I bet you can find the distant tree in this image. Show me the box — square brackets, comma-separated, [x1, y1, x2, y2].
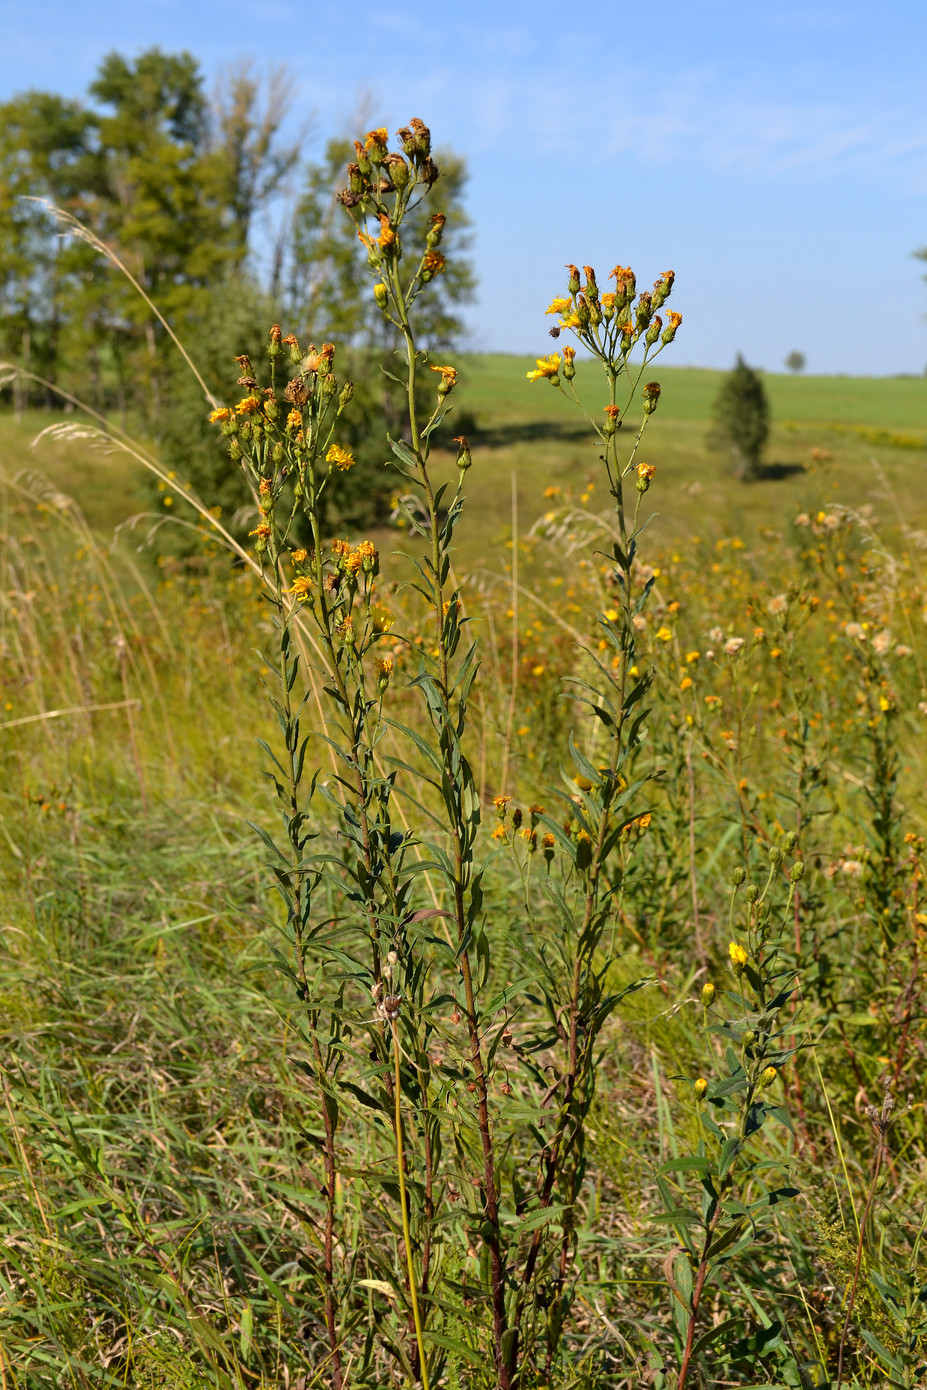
[0, 50, 311, 422]
[708, 354, 770, 481]
[784, 350, 806, 373]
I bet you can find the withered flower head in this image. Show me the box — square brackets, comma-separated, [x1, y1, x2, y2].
[283, 377, 310, 406]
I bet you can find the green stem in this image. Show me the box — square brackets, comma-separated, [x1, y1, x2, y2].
[393, 1018, 430, 1390]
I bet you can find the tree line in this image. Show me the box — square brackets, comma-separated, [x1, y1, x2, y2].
[0, 50, 474, 532]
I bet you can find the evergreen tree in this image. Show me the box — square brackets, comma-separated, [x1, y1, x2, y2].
[708, 354, 770, 481]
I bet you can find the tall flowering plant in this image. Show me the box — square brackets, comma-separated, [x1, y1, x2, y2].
[213, 121, 687, 1389]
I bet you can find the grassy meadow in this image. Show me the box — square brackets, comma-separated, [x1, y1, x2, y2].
[2, 352, 927, 1387]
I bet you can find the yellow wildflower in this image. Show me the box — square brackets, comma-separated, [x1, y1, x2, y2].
[429, 363, 457, 391]
[292, 548, 308, 563]
[289, 576, 312, 600]
[286, 408, 302, 430]
[208, 407, 231, 424]
[545, 296, 572, 316]
[655, 626, 672, 642]
[375, 657, 393, 691]
[760, 1066, 778, 1087]
[249, 523, 271, 540]
[377, 214, 397, 250]
[728, 941, 749, 976]
[526, 354, 561, 383]
[693, 1078, 708, 1100]
[423, 250, 446, 275]
[491, 824, 508, 843]
[327, 444, 356, 471]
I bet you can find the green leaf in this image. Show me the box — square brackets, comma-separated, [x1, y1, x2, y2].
[658, 1155, 713, 1175]
[859, 1327, 905, 1374]
[718, 1136, 743, 1179]
[692, 1316, 741, 1357]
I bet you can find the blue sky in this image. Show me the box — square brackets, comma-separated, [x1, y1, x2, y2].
[4, 0, 927, 375]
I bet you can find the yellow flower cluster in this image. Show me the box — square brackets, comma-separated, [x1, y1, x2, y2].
[327, 444, 356, 471]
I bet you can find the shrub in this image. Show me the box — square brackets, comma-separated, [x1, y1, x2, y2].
[709, 352, 770, 480]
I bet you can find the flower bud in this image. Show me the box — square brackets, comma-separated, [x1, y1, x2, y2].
[339, 380, 355, 410]
[375, 657, 392, 692]
[322, 373, 337, 398]
[701, 981, 715, 1009]
[641, 381, 661, 415]
[409, 117, 431, 158]
[385, 152, 409, 188]
[645, 315, 663, 348]
[745, 884, 759, 903]
[790, 860, 805, 882]
[636, 461, 656, 493]
[575, 294, 590, 328]
[694, 1078, 708, 1101]
[759, 1066, 778, 1088]
[768, 846, 783, 865]
[426, 213, 446, 248]
[730, 867, 746, 886]
[353, 141, 372, 176]
[454, 435, 472, 471]
[566, 264, 581, 294]
[364, 127, 388, 163]
[374, 283, 389, 310]
[662, 310, 682, 344]
[651, 270, 675, 310]
[562, 346, 576, 381]
[783, 831, 798, 853]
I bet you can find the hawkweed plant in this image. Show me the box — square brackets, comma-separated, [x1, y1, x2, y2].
[213, 123, 687, 1389]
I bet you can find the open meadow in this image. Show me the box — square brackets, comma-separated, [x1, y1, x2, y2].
[2, 316, 927, 1390]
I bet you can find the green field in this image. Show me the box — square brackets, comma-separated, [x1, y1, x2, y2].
[3, 358, 926, 557]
